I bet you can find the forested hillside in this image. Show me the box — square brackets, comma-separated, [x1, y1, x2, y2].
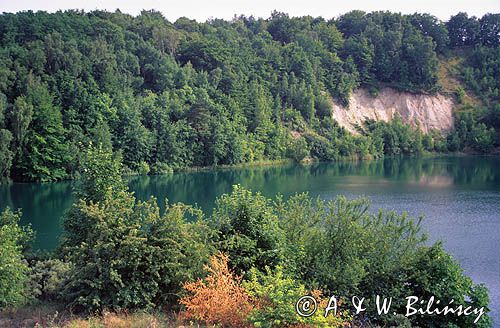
[0, 10, 499, 181]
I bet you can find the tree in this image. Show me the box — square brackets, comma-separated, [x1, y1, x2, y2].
[152, 26, 181, 55]
[248, 81, 273, 134]
[112, 92, 153, 171]
[14, 76, 67, 181]
[447, 13, 480, 46]
[0, 9, 497, 182]
[0, 129, 13, 178]
[336, 10, 368, 38]
[401, 29, 438, 90]
[479, 14, 500, 47]
[342, 36, 374, 83]
[8, 96, 32, 157]
[0, 95, 13, 178]
[409, 13, 449, 54]
[288, 136, 309, 162]
[267, 11, 299, 44]
[313, 21, 343, 52]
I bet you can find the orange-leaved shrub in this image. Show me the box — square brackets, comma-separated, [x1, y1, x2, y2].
[179, 252, 254, 327]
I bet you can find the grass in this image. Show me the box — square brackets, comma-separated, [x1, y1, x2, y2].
[0, 304, 207, 328]
[1, 306, 376, 327]
[437, 54, 481, 108]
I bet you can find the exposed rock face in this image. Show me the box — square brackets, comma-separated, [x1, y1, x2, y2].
[331, 88, 455, 134]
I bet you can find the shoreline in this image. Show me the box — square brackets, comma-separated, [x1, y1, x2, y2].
[2, 152, 500, 185]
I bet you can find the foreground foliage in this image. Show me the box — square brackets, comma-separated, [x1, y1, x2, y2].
[243, 266, 348, 327]
[0, 146, 493, 327]
[60, 145, 213, 311]
[180, 252, 253, 328]
[0, 208, 33, 309]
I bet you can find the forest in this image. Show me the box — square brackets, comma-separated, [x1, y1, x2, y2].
[0, 10, 499, 182]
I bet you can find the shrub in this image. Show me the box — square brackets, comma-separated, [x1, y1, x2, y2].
[448, 112, 495, 153]
[209, 185, 285, 276]
[277, 194, 426, 298]
[283, 108, 307, 132]
[81, 144, 127, 201]
[315, 95, 332, 119]
[180, 252, 253, 328]
[364, 116, 424, 155]
[61, 146, 212, 312]
[0, 208, 33, 309]
[455, 86, 465, 103]
[62, 195, 212, 312]
[137, 161, 150, 175]
[276, 193, 492, 326]
[470, 122, 495, 153]
[402, 243, 492, 328]
[150, 162, 174, 175]
[368, 86, 379, 97]
[287, 136, 310, 162]
[304, 133, 336, 161]
[243, 266, 347, 328]
[29, 258, 72, 302]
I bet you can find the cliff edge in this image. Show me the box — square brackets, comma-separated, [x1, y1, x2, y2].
[331, 88, 455, 134]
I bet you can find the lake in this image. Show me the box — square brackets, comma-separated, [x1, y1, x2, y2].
[1, 156, 499, 324]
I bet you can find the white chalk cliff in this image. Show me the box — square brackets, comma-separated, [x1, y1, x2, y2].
[331, 88, 455, 134]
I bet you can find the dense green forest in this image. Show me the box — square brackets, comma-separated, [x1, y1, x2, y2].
[0, 10, 499, 181]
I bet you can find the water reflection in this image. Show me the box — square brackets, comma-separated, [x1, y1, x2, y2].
[1, 156, 499, 250]
[129, 156, 500, 215]
[0, 181, 74, 250]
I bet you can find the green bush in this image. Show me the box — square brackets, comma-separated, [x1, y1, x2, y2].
[470, 122, 495, 153]
[243, 266, 346, 328]
[305, 133, 337, 161]
[368, 86, 379, 98]
[63, 195, 213, 312]
[150, 161, 174, 175]
[209, 185, 285, 276]
[448, 112, 495, 153]
[315, 95, 333, 119]
[137, 161, 151, 175]
[455, 86, 466, 103]
[39, 154, 494, 326]
[287, 136, 310, 162]
[402, 244, 492, 328]
[244, 266, 304, 327]
[278, 194, 425, 297]
[0, 209, 33, 309]
[275, 192, 492, 327]
[364, 116, 424, 155]
[29, 258, 71, 301]
[60, 146, 213, 312]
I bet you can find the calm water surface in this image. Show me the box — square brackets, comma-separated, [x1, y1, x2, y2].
[1, 156, 499, 324]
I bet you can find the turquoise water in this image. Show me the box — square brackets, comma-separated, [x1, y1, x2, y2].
[1, 156, 499, 324]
